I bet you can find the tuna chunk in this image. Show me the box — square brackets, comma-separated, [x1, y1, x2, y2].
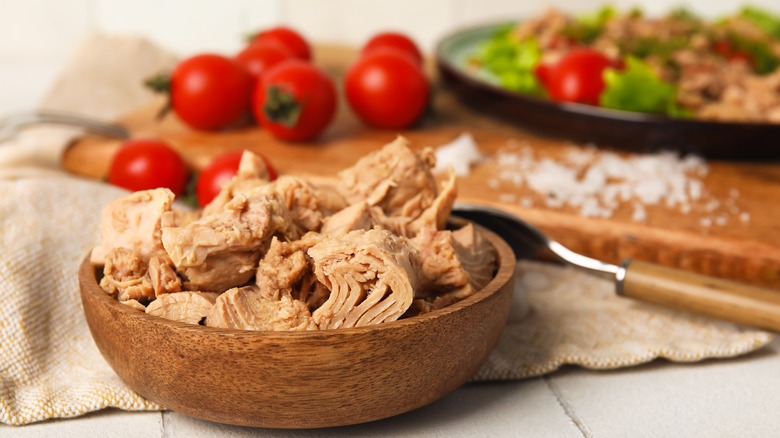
[146, 291, 219, 325]
[408, 223, 496, 314]
[160, 209, 200, 228]
[161, 186, 295, 291]
[203, 150, 272, 216]
[99, 247, 154, 302]
[320, 202, 374, 236]
[337, 137, 439, 220]
[311, 182, 348, 214]
[148, 255, 182, 297]
[91, 188, 174, 265]
[255, 234, 327, 310]
[273, 176, 329, 232]
[121, 299, 146, 311]
[309, 229, 418, 329]
[100, 249, 184, 302]
[320, 201, 427, 238]
[206, 286, 318, 331]
[412, 228, 472, 299]
[451, 223, 496, 291]
[408, 170, 457, 235]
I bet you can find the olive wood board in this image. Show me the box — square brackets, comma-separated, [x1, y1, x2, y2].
[63, 46, 780, 289]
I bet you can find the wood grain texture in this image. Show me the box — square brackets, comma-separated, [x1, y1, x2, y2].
[78, 226, 516, 428]
[63, 45, 780, 289]
[621, 260, 780, 332]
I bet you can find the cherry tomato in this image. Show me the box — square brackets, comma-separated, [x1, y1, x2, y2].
[714, 41, 754, 66]
[170, 54, 252, 130]
[534, 62, 554, 88]
[235, 43, 293, 85]
[253, 60, 337, 141]
[108, 139, 188, 195]
[345, 50, 429, 129]
[545, 48, 616, 105]
[196, 150, 278, 207]
[252, 26, 311, 61]
[361, 32, 423, 65]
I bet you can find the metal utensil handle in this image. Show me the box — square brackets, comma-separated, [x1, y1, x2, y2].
[617, 259, 780, 332]
[3, 111, 129, 140]
[32, 111, 130, 139]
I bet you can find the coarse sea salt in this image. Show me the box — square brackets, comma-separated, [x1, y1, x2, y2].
[489, 141, 749, 226]
[434, 132, 484, 176]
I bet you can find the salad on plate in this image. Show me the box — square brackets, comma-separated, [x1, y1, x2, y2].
[474, 6, 780, 123]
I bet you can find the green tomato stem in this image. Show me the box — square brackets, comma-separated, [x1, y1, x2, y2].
[263, 86, 301, 127]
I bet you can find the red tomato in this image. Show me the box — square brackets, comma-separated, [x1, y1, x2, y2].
[196, 150, 278, 207]
[252, 26, 311, 61]
[345, 50, 429, 129]
[534, 62, 554, 88]
[714, 41, 754, 66]
[545, 48, 616, 105]
[170, 54, 252, 130]
[235, 43, 293, 85]
[361, 32, 423, 65]
[108, 139, 188, 195]
[253, 60, 337, 141]
[714, 41, 732, 57]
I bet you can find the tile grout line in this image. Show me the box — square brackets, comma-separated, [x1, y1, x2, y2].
[160, 411, 168, 438]
[544, 377, 594, 438]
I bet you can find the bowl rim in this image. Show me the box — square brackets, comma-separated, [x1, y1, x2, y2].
[79, 223, 517, 339]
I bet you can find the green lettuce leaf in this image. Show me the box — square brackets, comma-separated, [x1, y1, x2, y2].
[599, 57, 689, 117]
[740, 6, 780, 39]
[564, 5, 617, 44]
[477, 27, 544, 96]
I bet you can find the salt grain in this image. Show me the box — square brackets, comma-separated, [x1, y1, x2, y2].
[632, 203, 647, 222]
[434, 132, 484, 176]
[704, 199, 720, 212]
[499, 193, 517, 203]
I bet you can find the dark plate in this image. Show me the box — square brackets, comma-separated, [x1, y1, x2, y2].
[435, 22, 780, 160]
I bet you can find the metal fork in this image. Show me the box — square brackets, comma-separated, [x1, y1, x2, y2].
[0, 110, 130, 143]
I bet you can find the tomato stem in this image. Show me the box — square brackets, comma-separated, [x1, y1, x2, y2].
[243, 31, 259, 45]
[144, 73, 171, 93]
[178, 172, 200, 208]
[144, 73, 173, 121]
[263, 86, 301, 127]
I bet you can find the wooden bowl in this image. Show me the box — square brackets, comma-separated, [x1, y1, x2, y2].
[78, 226, 516, 429]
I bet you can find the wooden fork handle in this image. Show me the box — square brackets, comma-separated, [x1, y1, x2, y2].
[618, 259, 780, 332]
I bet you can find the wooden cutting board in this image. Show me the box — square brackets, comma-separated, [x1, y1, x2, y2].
[62, 46, 780, 289]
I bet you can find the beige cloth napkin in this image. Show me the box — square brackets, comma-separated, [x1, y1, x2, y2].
[0, 34, 772, 426]
[0, 33, 177, 176]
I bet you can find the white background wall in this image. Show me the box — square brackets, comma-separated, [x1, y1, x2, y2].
[5, 0, 780, 60]
[1, 0, 780, 108]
